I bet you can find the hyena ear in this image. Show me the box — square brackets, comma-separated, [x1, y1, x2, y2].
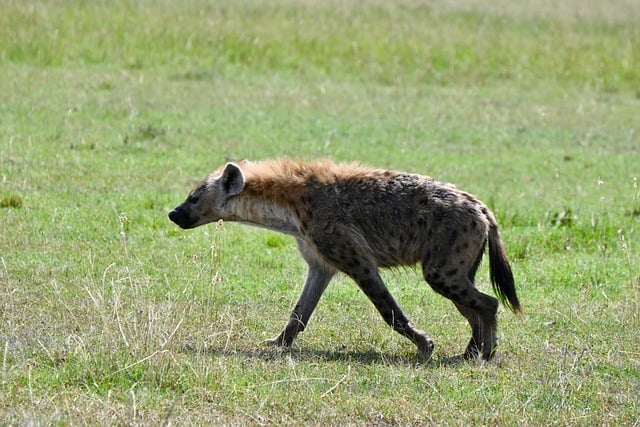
[221, 162, 245, 196]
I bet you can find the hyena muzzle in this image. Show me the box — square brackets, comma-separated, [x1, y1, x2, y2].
[169, 158, 521, 361]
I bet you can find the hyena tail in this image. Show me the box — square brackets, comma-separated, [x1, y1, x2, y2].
[488, 225, 521, 313]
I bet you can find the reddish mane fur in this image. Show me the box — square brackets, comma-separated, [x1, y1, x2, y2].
[238, 158, 380, 206]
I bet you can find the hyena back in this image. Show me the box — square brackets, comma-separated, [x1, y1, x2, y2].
[169, 158, 521, 361]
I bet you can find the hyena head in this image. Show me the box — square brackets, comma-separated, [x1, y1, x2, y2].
[169, 162, 245, 229]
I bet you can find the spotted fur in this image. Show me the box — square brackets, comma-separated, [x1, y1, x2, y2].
[169, 158, 521, 360]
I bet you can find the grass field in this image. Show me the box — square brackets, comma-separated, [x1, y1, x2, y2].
[1, 0, 639, 425]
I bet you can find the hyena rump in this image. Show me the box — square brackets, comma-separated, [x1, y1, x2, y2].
[169, 158, 521, 360]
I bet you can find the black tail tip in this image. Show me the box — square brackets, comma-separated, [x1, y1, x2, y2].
[502, 295, 522, 314]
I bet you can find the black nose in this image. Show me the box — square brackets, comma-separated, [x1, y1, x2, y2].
[168, 209, 179, 222]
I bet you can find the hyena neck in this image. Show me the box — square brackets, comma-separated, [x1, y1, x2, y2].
[225, 194, 301, 236]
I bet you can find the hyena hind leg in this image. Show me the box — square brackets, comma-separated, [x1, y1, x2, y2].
[350, 268, 435, 359]
[424, 268, 499, 361]
[312, 230, 434, 359]
[453, 301, 482, 359]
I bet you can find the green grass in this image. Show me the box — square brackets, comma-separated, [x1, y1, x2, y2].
[1, 0, 639, 424]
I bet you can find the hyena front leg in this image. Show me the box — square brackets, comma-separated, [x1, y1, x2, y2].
[267, 239, 335, 348]
[267, 265, 334, 347]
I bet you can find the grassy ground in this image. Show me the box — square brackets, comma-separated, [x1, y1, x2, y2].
[1, 0, 639, 425]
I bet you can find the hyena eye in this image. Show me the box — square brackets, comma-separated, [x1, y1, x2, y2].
[189, 195, 199, 204]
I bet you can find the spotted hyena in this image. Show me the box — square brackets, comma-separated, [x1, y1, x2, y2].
[169, 158, 521, 360]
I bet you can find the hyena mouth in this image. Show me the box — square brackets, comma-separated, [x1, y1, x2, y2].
[168, 207, 195, 229]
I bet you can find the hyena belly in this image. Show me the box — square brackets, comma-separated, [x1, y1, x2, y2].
[305, 174, 489, 270]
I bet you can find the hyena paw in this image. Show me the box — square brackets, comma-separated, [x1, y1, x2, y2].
[462, 341, 497, 361]
[463, 342, 481, 360]
[416, 337, 435, 361]
[481, 342, 498, 361]
[265, 332, 294, 347]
